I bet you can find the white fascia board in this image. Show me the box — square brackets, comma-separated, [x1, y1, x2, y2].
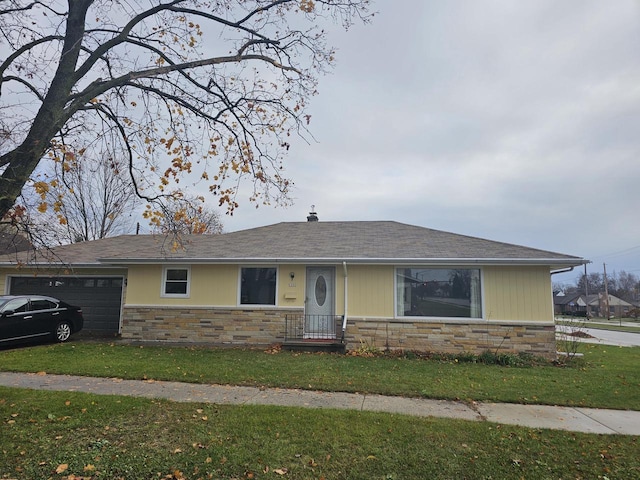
[97, 257, 587, 267]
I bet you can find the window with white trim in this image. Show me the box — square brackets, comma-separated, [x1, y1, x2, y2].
[240, 267, 277, 305]
[396, 268, 482, 318]
[162, 267, 190, 297]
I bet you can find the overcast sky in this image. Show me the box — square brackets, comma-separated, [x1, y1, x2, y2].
[212, 0, 640, 285]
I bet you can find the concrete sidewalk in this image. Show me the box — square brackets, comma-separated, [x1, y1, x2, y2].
[1, 372, 639, 436]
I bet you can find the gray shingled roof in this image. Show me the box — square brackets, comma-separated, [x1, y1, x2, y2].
[0, 221, 586, 268]
[0, 227, 31, 254]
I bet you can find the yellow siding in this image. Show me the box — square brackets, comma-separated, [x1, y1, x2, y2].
[483, 266, 552, 322]
[191, 264, 238, 305]
[3, 264, 554, 324]
[126, 264, 238, 306]
[126, 264, 340, 308]
[278, 265, 305, 307]
[347, 265, 395, 317]
[124, 265, 160, 304]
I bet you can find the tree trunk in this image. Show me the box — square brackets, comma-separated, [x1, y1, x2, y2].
[0, 0, 92, 220]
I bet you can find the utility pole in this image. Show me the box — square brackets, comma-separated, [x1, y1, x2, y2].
[584, 263, 589, 318]
[603, 263, 610, 320]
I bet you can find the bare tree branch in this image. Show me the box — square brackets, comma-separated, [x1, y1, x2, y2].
[0, 0, 373, 228]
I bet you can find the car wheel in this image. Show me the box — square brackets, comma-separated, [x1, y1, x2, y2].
[54, 321, 72, 342]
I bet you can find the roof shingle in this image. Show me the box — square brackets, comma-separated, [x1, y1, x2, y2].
[0, 221, 585, 267]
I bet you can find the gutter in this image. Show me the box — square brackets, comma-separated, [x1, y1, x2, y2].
[96, 257, 588, 267]
[551, 266, 575, 275]
[0, 262, 121, 269]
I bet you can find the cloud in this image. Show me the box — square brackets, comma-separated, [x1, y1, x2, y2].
[220, 0, 640, 281]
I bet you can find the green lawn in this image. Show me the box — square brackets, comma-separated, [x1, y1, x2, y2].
[1, 341, 639, 479]
[2, 387, 639, 479]
[0, 341, 639, 410]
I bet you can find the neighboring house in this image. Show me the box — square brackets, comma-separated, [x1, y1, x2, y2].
[0, 219, 586, 358]
[598, 294, 634, 318]
[554, 292, 633, 318]
[553, 292, 583, 316]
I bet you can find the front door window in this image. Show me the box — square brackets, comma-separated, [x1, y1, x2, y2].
[315, 275, 327, 306]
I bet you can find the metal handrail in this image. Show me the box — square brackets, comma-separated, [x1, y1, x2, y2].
[284, 314, 345, 343]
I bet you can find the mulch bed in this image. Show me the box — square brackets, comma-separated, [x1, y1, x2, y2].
[565, 330, 595, 338]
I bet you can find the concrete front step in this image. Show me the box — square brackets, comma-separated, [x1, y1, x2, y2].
[283, 340, 346, 353]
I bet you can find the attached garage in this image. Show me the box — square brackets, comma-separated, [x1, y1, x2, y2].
[9, 276, 124, 335]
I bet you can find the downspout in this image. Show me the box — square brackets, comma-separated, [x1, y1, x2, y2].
[549, 266, 574, 319]
[342, 261, 348, 342]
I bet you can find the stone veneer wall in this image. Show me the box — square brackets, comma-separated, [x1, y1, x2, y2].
[344, 318, 557, 359]
[121, 307, 556, 359]
[121, 306, 302, 345]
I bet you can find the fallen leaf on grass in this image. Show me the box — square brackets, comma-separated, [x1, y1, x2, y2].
[56, 464, 69, 474]
[274, 468, 288, 475]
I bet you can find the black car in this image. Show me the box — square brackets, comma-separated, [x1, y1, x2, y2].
[0, 295, 84, 345]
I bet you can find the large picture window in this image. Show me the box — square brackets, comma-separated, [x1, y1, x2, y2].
[396, 268, 482, 318]
[162, 267, 190, 297]
[241, 267, 277, 305]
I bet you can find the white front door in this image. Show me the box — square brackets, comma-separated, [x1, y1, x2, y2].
[305, 267, 335, 338]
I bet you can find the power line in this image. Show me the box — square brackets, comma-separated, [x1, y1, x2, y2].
[589, 245, 640, 261]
